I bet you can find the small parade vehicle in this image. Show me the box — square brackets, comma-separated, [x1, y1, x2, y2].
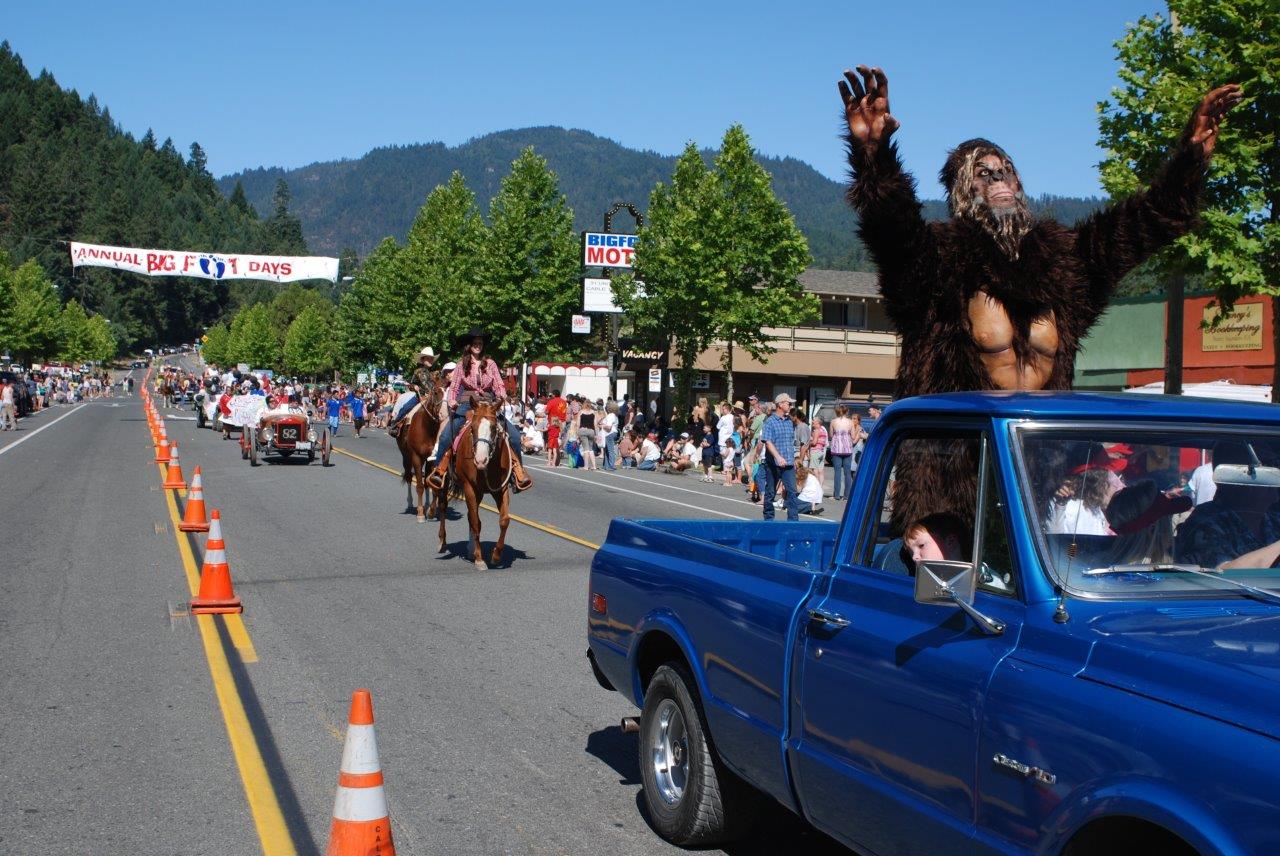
[240, 409, 331, 466]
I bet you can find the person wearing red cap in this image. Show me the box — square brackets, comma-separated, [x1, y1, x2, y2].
[1047, 444, 1127, 536]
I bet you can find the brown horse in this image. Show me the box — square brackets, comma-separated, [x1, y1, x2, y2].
[436, 399, 513, 570]
[396, 372, 446, 522]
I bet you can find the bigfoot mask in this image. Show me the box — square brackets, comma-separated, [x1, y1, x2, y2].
[941, 139, 1033, 259]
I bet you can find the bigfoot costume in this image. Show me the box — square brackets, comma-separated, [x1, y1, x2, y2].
[837, 66, 1242, 533]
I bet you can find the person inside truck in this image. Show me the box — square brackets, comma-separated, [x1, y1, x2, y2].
[1102, 479, 1189, 565]
[1175, 441, 1280, 570]
[904, 513, 971, 565]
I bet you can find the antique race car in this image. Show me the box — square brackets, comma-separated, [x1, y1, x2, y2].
[239, 410, 331, 466]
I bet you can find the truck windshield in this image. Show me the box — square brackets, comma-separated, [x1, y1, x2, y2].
[1016, 426, 1280, 599]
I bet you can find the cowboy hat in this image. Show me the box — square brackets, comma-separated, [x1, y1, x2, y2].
[454, 327, 492, 353]
[419, 346, 437, 360]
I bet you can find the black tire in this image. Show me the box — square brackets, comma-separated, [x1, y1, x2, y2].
[639, 663, 758, 846]
[196, 406, 206, 430]
[240, 432, 249, 460]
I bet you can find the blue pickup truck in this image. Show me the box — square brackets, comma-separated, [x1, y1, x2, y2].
[587, 392, 1280, 855]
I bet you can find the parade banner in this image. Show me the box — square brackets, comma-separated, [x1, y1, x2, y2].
[223, 394, 268, 427]
[69, 241, 339, 283]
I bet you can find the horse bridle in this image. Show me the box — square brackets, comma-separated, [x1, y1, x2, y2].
[469, 401, 514, 493]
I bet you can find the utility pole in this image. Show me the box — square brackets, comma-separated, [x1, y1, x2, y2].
[1164, 3, 1184, 396]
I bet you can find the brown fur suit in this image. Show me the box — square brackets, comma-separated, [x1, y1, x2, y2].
[846, 130, 1209, 534]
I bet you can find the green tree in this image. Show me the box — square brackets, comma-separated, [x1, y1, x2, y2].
[709, 125, 814, 401]
[337, 237, 407, 371]
[1097, 1, 1278, 392]
[85, 313, 116, 362]
[228, 303, 279, 368]
[58, 299, 96, 363]
[201, 322, 232, 367]
[395, 172, 487, 364]
[481, 148, 581, 365]
[0, 253, 62, 362]
[270, 283, 331, 344]
[283, 304, 336, 379]
[615, 144, 722, 417]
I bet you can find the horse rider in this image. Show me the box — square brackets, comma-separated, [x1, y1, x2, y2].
[387, 346, 438, 439]
[426, 327, 533, 493]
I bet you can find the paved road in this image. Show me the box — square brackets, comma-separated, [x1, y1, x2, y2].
[0, 372, 850, 855]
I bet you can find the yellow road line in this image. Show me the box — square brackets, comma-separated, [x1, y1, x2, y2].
[161, 479, 291, 854]
[160, 464, 257, 663]
[332, 445, 601, 550]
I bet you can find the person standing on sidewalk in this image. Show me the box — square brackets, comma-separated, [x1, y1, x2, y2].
[761, 394, 799, 521]
[600, 401, 620, 470]
[1, 379, 16, 431]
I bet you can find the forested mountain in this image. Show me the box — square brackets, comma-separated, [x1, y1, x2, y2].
[220, 127, 1105, 270]
[0, 42, 310, 348]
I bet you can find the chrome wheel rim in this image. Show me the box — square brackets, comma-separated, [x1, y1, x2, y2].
[651, 699, 688, 806]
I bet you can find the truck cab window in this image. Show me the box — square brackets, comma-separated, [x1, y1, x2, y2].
[862, 430, 1016, 595]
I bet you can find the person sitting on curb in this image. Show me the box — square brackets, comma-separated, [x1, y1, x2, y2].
[795, 463, 825, 515]
[663, 432, 698, 473]
[635, 431, 661, 471]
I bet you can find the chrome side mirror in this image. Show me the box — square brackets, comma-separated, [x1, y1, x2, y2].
[914, 559, 1005, 636]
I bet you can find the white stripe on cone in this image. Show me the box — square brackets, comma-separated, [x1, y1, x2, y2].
[332, 785, 389, 823]
[203, 547, 227, 565]
[339, 724, 380, 774]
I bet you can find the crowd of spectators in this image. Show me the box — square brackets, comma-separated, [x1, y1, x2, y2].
[0, 363, 120, 431]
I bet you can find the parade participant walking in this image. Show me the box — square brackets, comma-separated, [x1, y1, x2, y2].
[347, 387, 367, 438]
[387, 347, 437, 438]
[426, 328, 533, 492]
[761, 394, 799, 521]
[325, 390, 342, 437]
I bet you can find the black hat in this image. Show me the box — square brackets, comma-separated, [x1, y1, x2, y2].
[454, 327, 492, 353]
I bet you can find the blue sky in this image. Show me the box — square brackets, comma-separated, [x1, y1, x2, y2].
[5, 0, 1167, 198]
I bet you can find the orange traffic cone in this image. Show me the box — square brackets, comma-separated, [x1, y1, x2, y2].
[155, 437, 172, 464]
[163, 441, 186, 489]
[190, 510, 242, 614]
[327, 690, 395, 856]
[179, 466, 210, 532]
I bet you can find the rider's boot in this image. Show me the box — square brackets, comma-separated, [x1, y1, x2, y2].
[511, 456, 533, 493]
[387, 418, 400, 438]
[426, 449, 452, 490]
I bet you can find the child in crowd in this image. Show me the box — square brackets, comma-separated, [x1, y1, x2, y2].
[721, 438, 738, 487]
[546, 417, 562, 467]
[794, 463, 824, 515]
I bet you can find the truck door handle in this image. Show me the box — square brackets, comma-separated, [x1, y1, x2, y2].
[808, 608, 851, 629]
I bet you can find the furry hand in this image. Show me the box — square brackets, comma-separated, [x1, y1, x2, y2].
[1189, 84, 1243, 157]
[839, 65, 899, 155]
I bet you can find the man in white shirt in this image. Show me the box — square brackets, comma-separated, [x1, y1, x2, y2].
[1188, 460, 1217, 506]
[664, 432, 698, 472]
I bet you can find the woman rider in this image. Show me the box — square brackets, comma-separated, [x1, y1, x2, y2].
[426, 328, 533, 492]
